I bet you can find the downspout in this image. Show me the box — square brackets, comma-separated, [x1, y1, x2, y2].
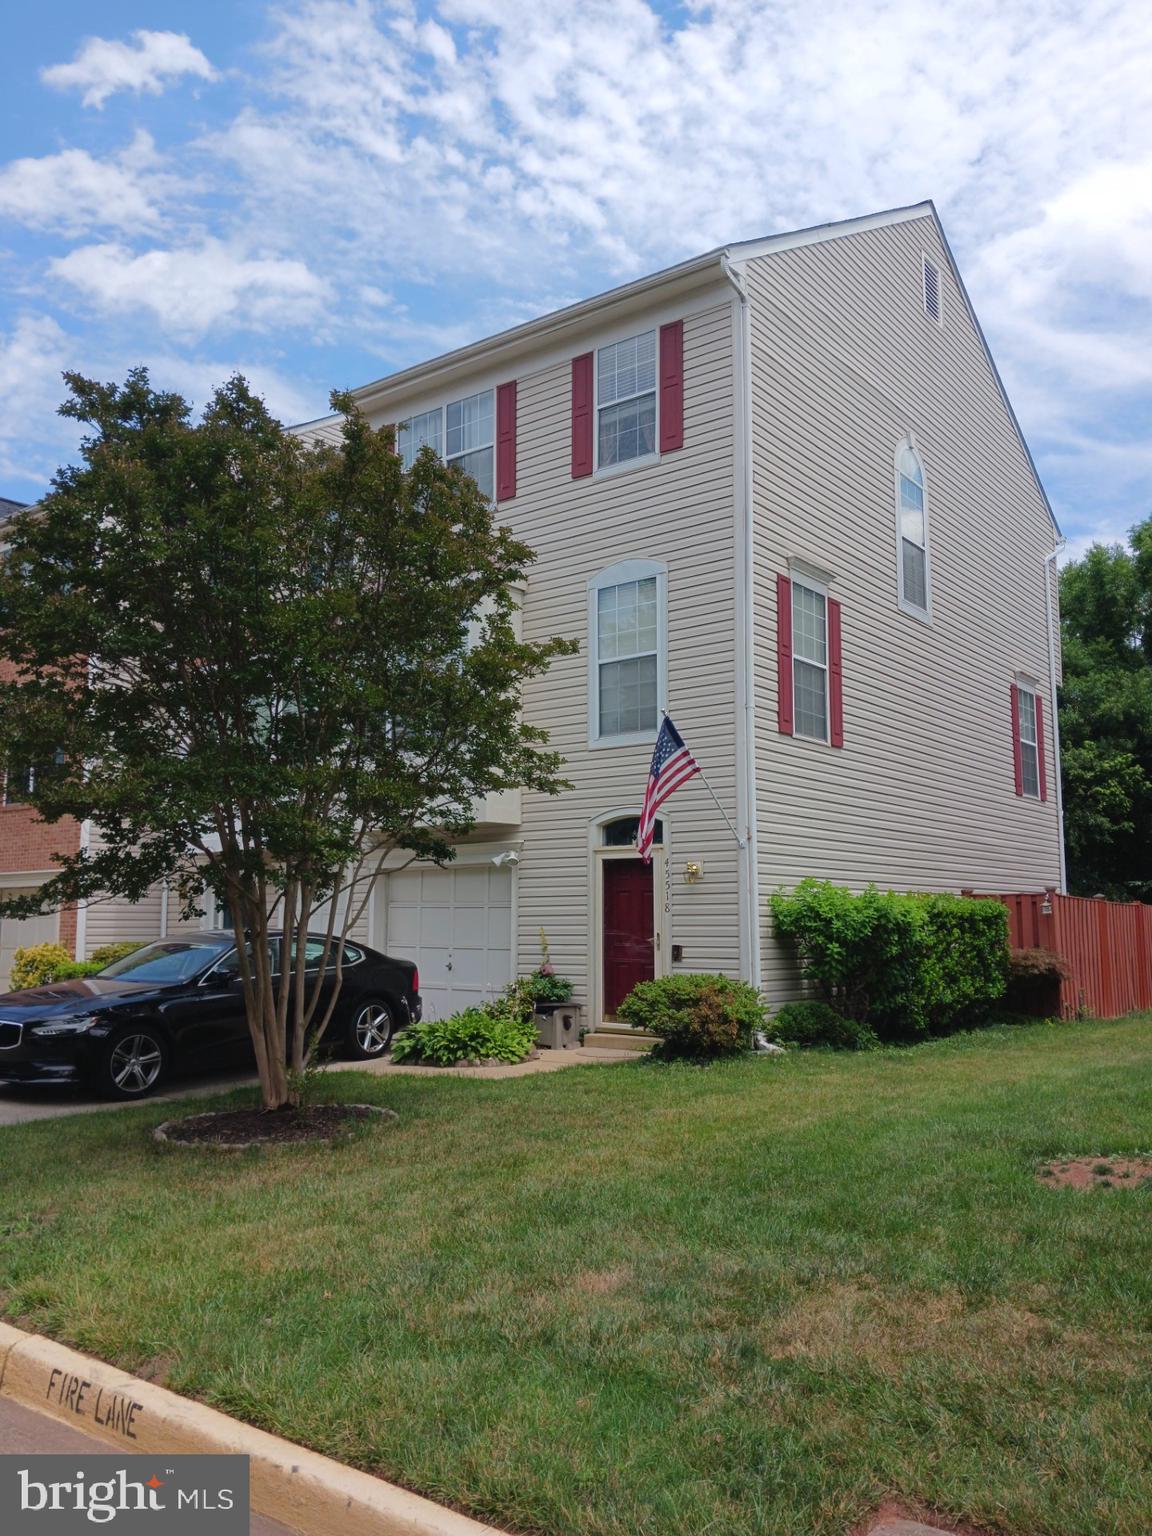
[74, 819, 91, 960]
[721, 254, 763, 989]
[1044, 541, 1068, 893]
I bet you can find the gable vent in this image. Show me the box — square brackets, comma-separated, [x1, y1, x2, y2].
[922, 256, 942, 324]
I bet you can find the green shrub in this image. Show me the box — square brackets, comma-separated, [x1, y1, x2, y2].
[771, 1000, 878, 1050]
[89, 940, 149, 969]
[617, 973, 767, 1060]
[50, 961, 102, 981]
[9, 943, 75, 991]
[392, 1001, 539, 1066]
[770, 880, 1008, 1041]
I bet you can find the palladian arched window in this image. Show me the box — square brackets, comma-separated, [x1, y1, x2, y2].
[896, 441, 930, 617]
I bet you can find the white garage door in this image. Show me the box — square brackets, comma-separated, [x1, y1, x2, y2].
[0, 906, 61, 993]
[385, 865, 513, 1020]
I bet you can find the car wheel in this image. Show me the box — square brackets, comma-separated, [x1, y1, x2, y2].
[98, 1026, 170, 1100]
[346, 999, 395, 1060]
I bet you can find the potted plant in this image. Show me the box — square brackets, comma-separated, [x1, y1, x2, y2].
[529, 929, 573, 1012]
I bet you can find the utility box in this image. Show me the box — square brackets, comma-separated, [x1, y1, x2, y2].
[535, 1002, 583, 1050]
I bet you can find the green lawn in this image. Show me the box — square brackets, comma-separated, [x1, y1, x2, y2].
[3, 1019, 1152, 1536]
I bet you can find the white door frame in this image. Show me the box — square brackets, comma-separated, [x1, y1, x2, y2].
[588, 811, 669, 1024]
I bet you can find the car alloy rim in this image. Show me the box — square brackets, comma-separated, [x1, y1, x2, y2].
[109, 1034, 163, 1092]
[354, 1004, 391, 1054]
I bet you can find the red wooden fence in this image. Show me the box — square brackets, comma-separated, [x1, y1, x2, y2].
[963, 888, 1152, 1019]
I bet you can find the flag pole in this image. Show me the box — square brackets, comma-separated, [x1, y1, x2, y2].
[662, 709, 746, 850]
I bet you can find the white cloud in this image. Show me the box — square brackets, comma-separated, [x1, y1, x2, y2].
[42, 29, 217, 110]
[0, 313, 77, 487]
[0, 132, 169, 236]
[149, 355, 322, 431]
[6, 0, 1152, 538]
[48, 241, 329, 339]
[0, 312, 326, 490]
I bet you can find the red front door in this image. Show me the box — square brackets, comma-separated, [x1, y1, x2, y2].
[603, 858, 655, 1018]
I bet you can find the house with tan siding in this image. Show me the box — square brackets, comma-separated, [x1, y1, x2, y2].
[0, 202, 1064, 1021]
[292, 199, 1063, 1022]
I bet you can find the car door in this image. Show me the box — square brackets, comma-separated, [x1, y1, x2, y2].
[162, 941, 277, 1064]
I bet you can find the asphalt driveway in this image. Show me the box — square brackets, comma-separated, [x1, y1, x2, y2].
[0, 1066, 260, 1125]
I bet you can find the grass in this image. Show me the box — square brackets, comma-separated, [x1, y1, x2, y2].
[2, 1016, 1152, 1536]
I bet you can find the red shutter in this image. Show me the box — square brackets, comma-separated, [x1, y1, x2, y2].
[658, 320, 684, 453]
[776, 574, 794, 735]
[496, 381, 517, 500]
[571, 353, 593, 478]
[828, 597, 844, 748]
[1036, 693, 1047, 802]
[1010, 684, 1023, 795]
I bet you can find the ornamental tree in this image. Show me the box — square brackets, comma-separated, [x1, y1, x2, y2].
[0, 370, 574, 1109]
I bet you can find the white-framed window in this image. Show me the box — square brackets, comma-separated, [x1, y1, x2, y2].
[896, 440, 931, 618]
[2, 763, 34, 807]
[588, 560, 666, 747]
[397, 389, 494, 498]
[1017, 684, 1041, 798]
[597, 330, 657, 470]
[791, 576, 829, 742]
[922, 254, 942, 325]
[2, 750, 64, 807]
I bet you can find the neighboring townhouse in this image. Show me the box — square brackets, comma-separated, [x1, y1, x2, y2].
[0, 497, 80, 987]
[290, 200, 1063, 1020]
[0, 499, 162, 986]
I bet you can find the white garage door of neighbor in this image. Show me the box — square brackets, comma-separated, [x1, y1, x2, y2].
[385, 866, 512, 1020]
[0, 905, 60, 993]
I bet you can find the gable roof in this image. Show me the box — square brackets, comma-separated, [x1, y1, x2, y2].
[0, 496, 29, 527]
[295, 200, 1056, 535]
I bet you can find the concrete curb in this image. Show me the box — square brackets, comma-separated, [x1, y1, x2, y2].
[0, 1322, 500, 1536]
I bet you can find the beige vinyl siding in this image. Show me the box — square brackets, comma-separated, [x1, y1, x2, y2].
[743, 215, 1061, 1001]
[367, 292, 743, 1010]
[162, 881, 374, 946]
[81, 888, 164, 955]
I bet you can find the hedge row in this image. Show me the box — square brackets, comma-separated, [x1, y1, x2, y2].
[770, 879, 1008, 1041]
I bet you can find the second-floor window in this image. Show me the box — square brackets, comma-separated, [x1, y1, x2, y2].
[2, 762, 35, 807]
[792, 579, 829, 742]
[1017, 684, 1041, 798]
[398, 389, 494, 499]
[3, 750, 65, 807]
[896, 441, 930, 617]
[598, 330, 657, 469]
[589, 560, 666, 745]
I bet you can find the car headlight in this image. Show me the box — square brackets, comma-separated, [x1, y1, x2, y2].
[31, 1015, 101, 1037]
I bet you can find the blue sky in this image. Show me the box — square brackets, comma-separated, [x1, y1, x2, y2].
[2, 0, 1150, 560]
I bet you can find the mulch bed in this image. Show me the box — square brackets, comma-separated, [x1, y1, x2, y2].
[1036, 1155, 1152, 1190]
[154, 1103, 397, 1149]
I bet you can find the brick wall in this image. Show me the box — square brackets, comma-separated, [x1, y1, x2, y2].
[0, 658, 81, 954]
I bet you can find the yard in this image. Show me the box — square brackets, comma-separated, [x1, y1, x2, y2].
[2, 1018, 1151, 1536]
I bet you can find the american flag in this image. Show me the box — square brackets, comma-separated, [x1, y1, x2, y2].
[637, 716, 700, 861]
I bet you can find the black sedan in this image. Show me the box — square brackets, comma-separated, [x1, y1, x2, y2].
[0, 932, 421, 1100]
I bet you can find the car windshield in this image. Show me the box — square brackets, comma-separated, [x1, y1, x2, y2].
[97, 941, 229, 984]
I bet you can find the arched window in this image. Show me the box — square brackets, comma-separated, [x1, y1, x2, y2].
[896, 441, 930, 617]
[588, 559, 667, 747]
[601, 815, 662, 847]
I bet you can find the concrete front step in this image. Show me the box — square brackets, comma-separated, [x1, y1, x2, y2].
[583, 1028, 657, 1053]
